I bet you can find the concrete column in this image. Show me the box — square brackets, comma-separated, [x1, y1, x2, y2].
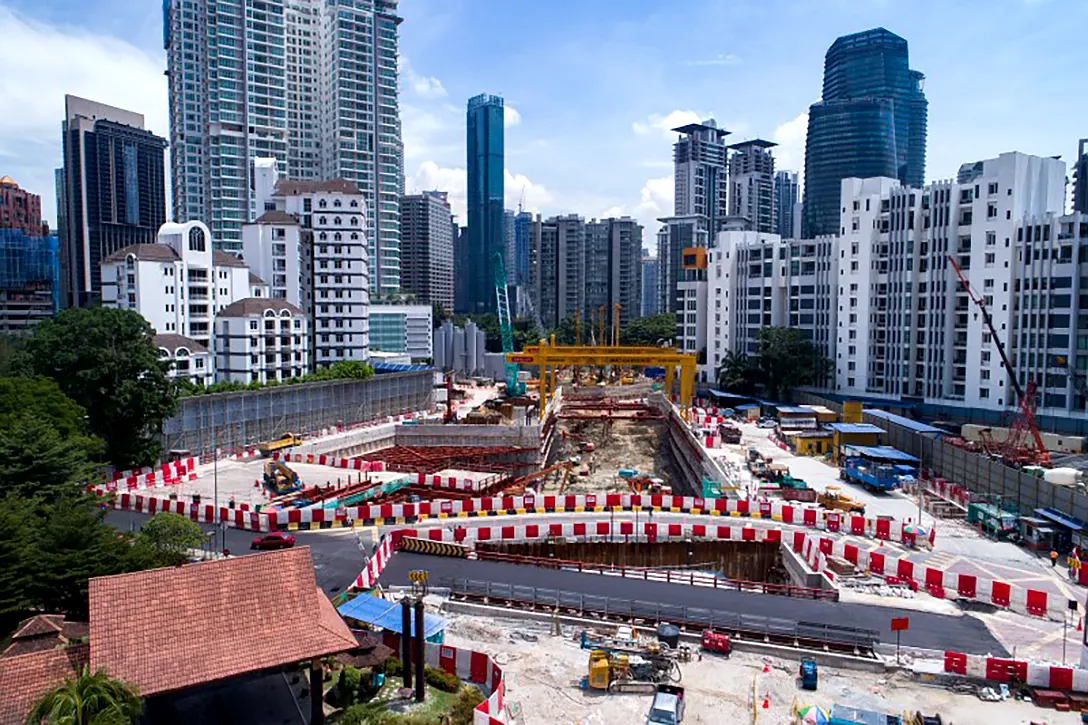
[309, 659, 324, 725]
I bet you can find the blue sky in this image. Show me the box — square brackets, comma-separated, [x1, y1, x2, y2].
[2, 0, 1085, 246]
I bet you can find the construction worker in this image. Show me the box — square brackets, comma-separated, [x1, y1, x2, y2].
[1051, 549, 1060, 567]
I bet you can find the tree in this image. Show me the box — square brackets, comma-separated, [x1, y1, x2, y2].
[27, 666, 142, 725]
[715, 350, 760, 395]
[0, 495, 33, 629]
[14, 308, 178, 469]
[0, 417, 100, 500]
[138, 512, 205, 564]
[620, 314, 675, 347]
[754, 326, 832, 401]
[432, 302, 451, 329]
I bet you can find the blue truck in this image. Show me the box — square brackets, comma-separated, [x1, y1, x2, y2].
[840, 445, 919, 492]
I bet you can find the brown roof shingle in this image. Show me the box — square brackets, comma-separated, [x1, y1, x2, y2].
[212, 250, 247, 268]
[0, 644, 89, 725]
[101, 243, 180, 264]
[154, 333, 209, 354]
[218, 297, 303, 317]
[88, 547, 355, 697]
[254, 209, 298, 224]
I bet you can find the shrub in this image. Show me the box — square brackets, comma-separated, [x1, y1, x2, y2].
[384, 657, 402, 676]
[450, 687, 485, 725]
[334, 666, 363, 706]
[423, 666, 461, 693]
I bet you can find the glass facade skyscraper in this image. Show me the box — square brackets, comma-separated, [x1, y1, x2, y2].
[803, 27, 927, 237]
[164, 0, 403, 295]
[462, 94, 505, 315]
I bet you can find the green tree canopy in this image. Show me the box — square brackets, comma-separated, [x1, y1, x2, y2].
[754, 326, 832, 401]
[715, 350, 760, 395]
[620, 314, 675, 347]
[138, 512, 205, 564]
[27, 666, 143, 725]
[14, 308, 178, 469]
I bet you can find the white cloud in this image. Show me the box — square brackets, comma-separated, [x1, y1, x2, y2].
[594, 177, 673, 250]
[504, 168, 551, 212]
[683, 53, 741, 67]
[772, 112, 808, 178]
[0, 6, 167, 223]
[406, 161, 552, 221]
[632, 110, 713, 139]
[400, 56, 447, 99]
[504, 105, 521, 128]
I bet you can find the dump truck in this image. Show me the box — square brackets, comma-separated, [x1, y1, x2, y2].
[817, 485, 866, 514]
[258, 432, 302, 457]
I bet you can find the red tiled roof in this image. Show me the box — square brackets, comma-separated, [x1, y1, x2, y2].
[2, 615, 87, 658]
[88, 547, 355, 697]
[12, 615, 63, 640]
[0, 644, 89, 725]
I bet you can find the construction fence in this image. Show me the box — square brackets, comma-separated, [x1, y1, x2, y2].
[791, 390, 1088, 521]
[162, 371, 434, 457]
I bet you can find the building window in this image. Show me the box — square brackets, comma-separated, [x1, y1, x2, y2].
[188, 226, 206, 252]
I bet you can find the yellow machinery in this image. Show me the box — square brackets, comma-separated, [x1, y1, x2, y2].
[258, 432, 302, 457]
[587, 649, 624, 690]
[508, 337, 697, 420]
[816, 484, 866, 514]
[264, 459, 302, 493]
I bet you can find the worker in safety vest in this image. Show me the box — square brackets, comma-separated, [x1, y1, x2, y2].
[1051, 550, 1059, 567]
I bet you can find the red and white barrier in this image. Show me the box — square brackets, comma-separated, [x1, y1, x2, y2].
[943, 650, 1088, 693]
[354, 535, 394, 589]
[273, 451, 387, 472]
[99, 458, 197, 493]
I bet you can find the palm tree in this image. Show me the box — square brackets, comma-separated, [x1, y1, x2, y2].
[27, 666, 142, 725]
[716, 350, 758, 393]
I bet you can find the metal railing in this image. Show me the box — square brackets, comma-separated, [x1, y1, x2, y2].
[471, 550, 839, 602]
[449, 578, 877, 654]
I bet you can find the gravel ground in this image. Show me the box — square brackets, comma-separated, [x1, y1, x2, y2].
[438, 610, 1070, 724]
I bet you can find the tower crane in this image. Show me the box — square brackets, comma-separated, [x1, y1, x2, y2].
[493, 251, 525, 396]
[946, 256, 1050, 467]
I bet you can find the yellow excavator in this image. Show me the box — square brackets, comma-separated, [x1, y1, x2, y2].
[817, 484, 866, 514]
[264, 460, 302, 494]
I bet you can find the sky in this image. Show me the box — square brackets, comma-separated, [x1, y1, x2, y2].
[1, 0, 1085, 249]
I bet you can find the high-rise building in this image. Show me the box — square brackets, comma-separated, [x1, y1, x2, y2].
[0, 176, 44, 236]
[164, 0, 403, 295]
[773, 171, 801, 239]
[727, 140, 777, 234]
[1074, 139, 1088, 214]
[803, 27, 927, 237]
[399, 191, 454, 311]
[463, 94, 505, 315]
[530, 215, 642, 331]
[641, 249, 660, 318]
[0, 229, 59, 333]
[658, 120, 730, 316]
[59, 95, 167, 308]
[369, 302, 433, 360]
[512, 210, 533, 316]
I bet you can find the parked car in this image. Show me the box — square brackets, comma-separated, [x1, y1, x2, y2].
[757, 417, 777, 428]
[251, 532, 296, 550]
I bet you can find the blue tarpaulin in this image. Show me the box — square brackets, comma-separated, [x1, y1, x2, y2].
[841, 445, 919, 464]
[1035, 507, 1088, 532]
[734, 403, 759, 411]
[338, 594, 447, 641]
[825, 423, 885, 434]
[372, 362, 433, 373]
[707, 390, 754, 402]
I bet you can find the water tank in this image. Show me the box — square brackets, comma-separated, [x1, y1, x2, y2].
[1044, 467, 1081, 486]
[656, 624, 680, 650]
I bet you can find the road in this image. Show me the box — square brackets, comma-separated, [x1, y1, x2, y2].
[105, 509, 366, 595]
[380, 551, 1007, 655]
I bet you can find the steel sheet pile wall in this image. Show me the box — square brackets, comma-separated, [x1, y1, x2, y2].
[163, 372, 433, 456]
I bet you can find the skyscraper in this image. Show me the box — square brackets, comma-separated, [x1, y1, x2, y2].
[463, 94, 505, 315]
[802, 27, 927, 237]
[1074, 139, 1088, 214]
[400, 191, 454, 311]
[59, 95, 167, 308]
[164, 0, 403, 295]
[641, 250, 659, 318]
[658, 120, 729, 316]
[727, 139, 777, 234]
[773, 171, 800, 238]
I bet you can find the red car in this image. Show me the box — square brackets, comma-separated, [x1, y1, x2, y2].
[251, 532, 296, 550]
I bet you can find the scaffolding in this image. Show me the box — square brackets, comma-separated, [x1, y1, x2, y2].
[508, 339, 697, 420]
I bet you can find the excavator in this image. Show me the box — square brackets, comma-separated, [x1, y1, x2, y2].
[264, 459, 302, 494]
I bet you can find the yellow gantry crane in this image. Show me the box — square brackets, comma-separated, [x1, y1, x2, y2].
[508, 336, 697, 420]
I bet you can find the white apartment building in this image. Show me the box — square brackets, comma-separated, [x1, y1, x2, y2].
[101, 220, 305, 385]
[215, 298, 310, 384]
[369, 303, 433, 360]
[246, 158, 370, 367]
[835, 153, 1066, 413]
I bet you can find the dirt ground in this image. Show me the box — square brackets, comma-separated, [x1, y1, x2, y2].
[552, 419, 679, 496]
[438, 610, 1074, 725]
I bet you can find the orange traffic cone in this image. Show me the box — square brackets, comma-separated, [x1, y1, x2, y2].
[762, 694, 769, 709]
[1078, 617, 1083, 632]
[762, 661, 770, 674]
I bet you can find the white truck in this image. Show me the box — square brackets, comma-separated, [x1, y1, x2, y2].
[647, 684, 685, 724]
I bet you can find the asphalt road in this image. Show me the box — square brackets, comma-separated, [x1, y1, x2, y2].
[105, 509, 366, 595]
[380, 552, 1007, 655]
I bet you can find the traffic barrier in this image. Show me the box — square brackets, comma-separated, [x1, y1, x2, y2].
[98, 458, 197, 493]
[943, 650, 1088, 694]
[398, 536, 469, 558]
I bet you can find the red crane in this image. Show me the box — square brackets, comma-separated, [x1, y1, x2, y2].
[946, 256, 1050, 467]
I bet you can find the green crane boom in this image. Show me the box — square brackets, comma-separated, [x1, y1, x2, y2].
[493, 252, 525, 395]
